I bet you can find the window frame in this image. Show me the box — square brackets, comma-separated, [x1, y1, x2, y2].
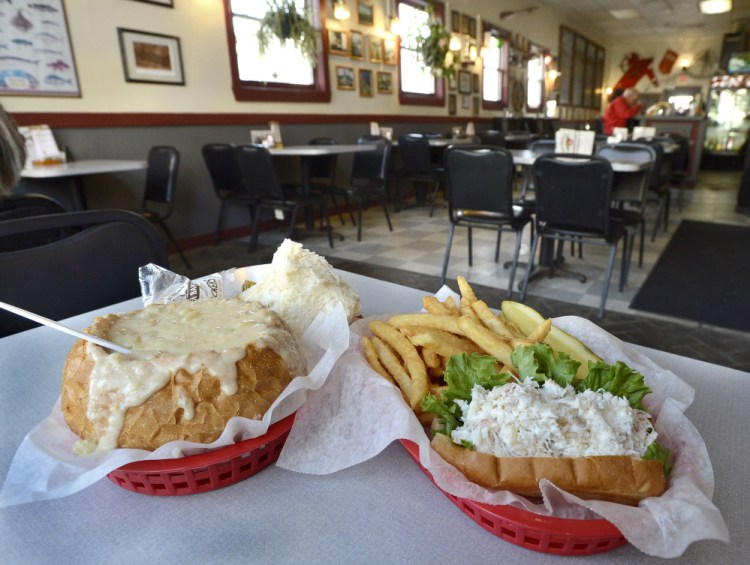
[480, 24, 511, 111]
[397, 0, 446, 107]
[222, 0, 331, 103]
[525, 45, 549, 113]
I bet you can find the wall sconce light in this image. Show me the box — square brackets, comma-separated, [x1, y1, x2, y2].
[679, 57, 692, 71]
[468, 44, 478, 62]
[333, 0, 350, 20]
[449, 34, 462, 52]
[387, 0, 400, 35]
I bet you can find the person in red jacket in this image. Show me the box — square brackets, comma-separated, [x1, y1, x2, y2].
[602, 88, 643, 135]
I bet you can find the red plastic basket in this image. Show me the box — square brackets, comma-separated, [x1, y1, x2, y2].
[107, 413, 295, 496]
[400, 439, 627, 556]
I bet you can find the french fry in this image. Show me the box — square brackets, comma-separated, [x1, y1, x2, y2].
[457, 315, 514, 367]
[370, 336, 411, 398]
[504, 318, 526, 338]
[369, 320, 429, 411]
[388, 313, 461, 335]
[422, 296, 453, 316]
[430, 384, 448, 396]
[362, 336, 394, 384]
[407, 329, 482, 359]
[443, 295, 458, 314]
[528, 319, 553, 342]
[460, 297, 480, 322]
[457, 275, 478, 303]
[471, 300, 515, 339]
[421, 347, 441, 369]
[511, 337, 536, 348]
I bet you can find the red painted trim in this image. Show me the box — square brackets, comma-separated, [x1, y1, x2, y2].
[10, 112, 491, 128]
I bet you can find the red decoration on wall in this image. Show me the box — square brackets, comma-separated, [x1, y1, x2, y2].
[659, 50, 679, 74]
[614, 52, 659, 92]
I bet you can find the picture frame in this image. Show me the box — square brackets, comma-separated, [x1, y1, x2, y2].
[460, 14, 471, 35]
[358, 0, 374, 26]
[350, 31, 365, 60]
[0, 0, 81, 97]
[451, 10, 461, 33]
[458, 70, 472, 94]
[377, 71, 393, 94]
[117, 28, 184, 85]
[461, 94, 470, 109]
[369, 36, 384, 63]
[448, 93, 457, 116]
[328, 29, 349, 56]
[383, 38, 397, 65]
[472, 96, 479, 116]
[359, 69, 373, 97]
[448, 75, 457, 91]
[336, 65, 355, 90]
[472, 73, 479, 93]
[129, 0, 173, 7]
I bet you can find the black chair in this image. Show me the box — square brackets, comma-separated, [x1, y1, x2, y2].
[504, 130, 533, 150]
[441, 145, 533, 296]
[235, 144, 333, 252]
[0, 193, 67, 252]
[637, 138, 672, 240]
[478, 130, 506, 147]
[326, 136, 393, 241]
[395, 134, 443, 215]
[137, 146, 191, 269]
[519, 154, 628, 318]
[307, 137, 347, 227]
[596, 143, 655, 272]
[202, 143, 255, 246]
[0, 210, 168, 337]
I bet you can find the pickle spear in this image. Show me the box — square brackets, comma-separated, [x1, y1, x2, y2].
[501, 301, 601, 380]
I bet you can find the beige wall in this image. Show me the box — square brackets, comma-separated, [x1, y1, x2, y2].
[2, 0, 606, 117]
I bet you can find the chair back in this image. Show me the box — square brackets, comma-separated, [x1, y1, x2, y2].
[661, 131, 690, 177]
[398, 134, 433, 174]
[308, 137, 339, 183]
[201, 143, 250, 198]
[235, 145, 285, 201]
[0, 193, 67, 252]
[443, 145, 515, 219]
[143, 146, 180, 217]
[477, 130, 505, 147]
[504, 130, 533, 150]
[533, 154, 614, 236]
[529, 139, 556, 154]
[0, 210, 168, 337]
[352, 136, 391, 186]
[636, 138, 667, 191]
[596, 142, 655, 204]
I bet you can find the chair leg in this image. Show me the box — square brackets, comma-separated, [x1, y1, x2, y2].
[343, 194, 356, 226]
[381, 194, 393, 232]
[157, 219, 192, 269]
[494, 230, 502, 262]
[638, 219, 645, 268]
[599, 243, 618, 319]
[215, 200, 226, 245]
[651, 195, 666, 241]
[619, 232, 631, 292]
[329, 194, 346, 226]
[357, 199, 364, 241]
[467, 226, 473, 267]
[440, 223, 456, 285]
[520, 233, 542, 302]
[507, 231, 524, 298]
[428, 179, 440, 217]
[249, 206, 263, 252]
[663, 190, 671, 231]
[322, 200, 334, 248]
[287, 206, 301, 239]
[394, 176, 404, 213]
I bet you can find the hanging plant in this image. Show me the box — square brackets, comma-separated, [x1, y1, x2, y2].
[257, 0, 319, 66]
[414, 3, 455, 79]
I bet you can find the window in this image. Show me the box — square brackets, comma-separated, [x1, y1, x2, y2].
[223, 0, 330, 102]
[481, 28, 510, 110]
[526, 51, 546, 112]
[397, 0, 445, 106]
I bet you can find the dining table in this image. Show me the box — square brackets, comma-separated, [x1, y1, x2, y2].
[0, 267, 746, 564]
[18, 159, 148, 211]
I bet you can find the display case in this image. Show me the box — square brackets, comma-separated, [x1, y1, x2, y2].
[703, 74, 750, 162]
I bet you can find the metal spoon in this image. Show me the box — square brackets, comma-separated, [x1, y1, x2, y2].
[0, 301, 132, 355]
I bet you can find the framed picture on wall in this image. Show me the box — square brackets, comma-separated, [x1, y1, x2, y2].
[377, 71, 393, 94]
[129, 0, 173, 6]
[358, 1, 374, 26]
[350, 31, 365, 60]
[0, 0, 81, 97]
[118, 28, 184, 85]
[369, 36, 384, 63]
[472, 96, 479, 116]
[458, 70, 472, 94]
[359, 69, 373, 96]
[328, 30, 349, 56]
[451, 11, 461, 33]
[448, 93, 457, 115]
[336, 66, 355, 90]
[472, 73, 479, 93]
[383, 38, 397, 65]
[461, 94, 470, 109]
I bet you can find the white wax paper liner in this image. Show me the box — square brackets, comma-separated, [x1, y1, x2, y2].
[0, 304, 350, 508]
[277, 288, 729, 558]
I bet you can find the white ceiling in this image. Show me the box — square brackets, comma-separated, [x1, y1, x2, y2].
[534, 0, 750, 38]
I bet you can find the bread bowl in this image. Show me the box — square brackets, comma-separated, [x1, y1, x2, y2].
[61, 299, 307, 453]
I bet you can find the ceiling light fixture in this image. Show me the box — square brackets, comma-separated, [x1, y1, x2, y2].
[699, 0, 732, 14]
[333, 0, 350, 20]
[609, 8, 640, 19]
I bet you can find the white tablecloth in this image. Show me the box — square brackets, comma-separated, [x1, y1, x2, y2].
[0, 271, 747, 564]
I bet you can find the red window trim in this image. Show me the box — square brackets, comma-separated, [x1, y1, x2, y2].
[481, 24, 511, 111]
[397, 0, 446, 107]
[222, 0, 331, 103]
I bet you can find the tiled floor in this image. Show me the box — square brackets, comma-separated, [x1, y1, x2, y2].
[171, 169, 750, 373]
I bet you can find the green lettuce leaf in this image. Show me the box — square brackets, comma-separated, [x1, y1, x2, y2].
[574, 360, 651, 411]
[511, 342, 580, 387]
[643, 441, 673, 475]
